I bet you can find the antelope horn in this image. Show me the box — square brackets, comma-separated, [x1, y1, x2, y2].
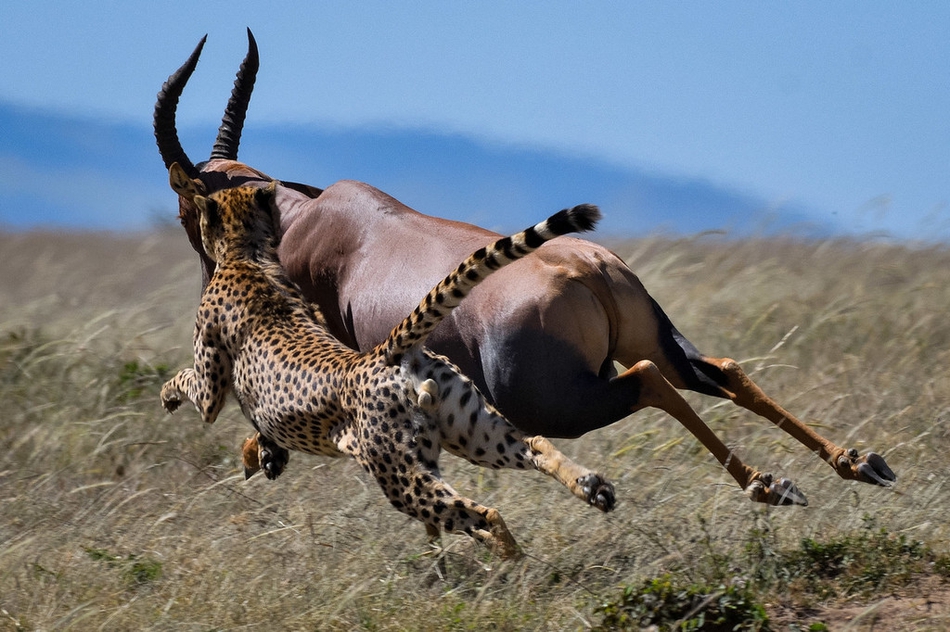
[210, 28, 259, 161]
[154, 35, 206, 178]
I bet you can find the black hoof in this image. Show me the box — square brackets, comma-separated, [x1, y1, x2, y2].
[857, 451, 896, 486]
[748, 473, 808, 506]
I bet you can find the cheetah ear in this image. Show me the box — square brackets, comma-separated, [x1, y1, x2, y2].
[169, 162, 207, 201]
[256, 180, 278, 205]
[257, 181, 282, 234]
[194, 195, 222, 261]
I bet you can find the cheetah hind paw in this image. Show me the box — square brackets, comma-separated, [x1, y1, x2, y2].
[578, 474, 616, 512]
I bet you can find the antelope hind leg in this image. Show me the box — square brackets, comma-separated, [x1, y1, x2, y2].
[704, 357, 896, 486]
[615, 360, 808, 506]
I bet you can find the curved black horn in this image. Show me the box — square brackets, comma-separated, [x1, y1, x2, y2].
[154, 35, 207, 178]
[210, 28, 259, 161]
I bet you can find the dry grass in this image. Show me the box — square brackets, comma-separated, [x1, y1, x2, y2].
[1, 229, 948, 630]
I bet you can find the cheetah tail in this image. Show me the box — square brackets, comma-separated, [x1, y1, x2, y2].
[381, 204, 602, 364]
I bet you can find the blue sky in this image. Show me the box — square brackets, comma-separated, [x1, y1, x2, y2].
[2, 2, 949, 239]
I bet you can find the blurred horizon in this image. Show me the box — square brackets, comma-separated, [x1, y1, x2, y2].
[2, 100, 943, 244]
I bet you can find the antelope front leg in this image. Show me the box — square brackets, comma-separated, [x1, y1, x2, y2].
[241, 433, 290, 480]
[708, 357, 897, 487]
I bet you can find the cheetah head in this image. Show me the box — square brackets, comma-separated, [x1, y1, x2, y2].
[169, 163, 279, 263]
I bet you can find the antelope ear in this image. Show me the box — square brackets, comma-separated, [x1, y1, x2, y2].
[169, 162, 207, 200]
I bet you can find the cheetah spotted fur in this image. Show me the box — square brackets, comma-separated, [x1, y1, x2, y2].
[161, 164, 615, 557]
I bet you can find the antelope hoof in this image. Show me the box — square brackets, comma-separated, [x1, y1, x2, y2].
[746, 473, 808, 506]
[578, 474, 616, 512]
[838, 449, 896, 486]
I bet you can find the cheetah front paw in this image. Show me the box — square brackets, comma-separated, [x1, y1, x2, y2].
[577, 474, 616, 512]
[160, 382, 183, 413]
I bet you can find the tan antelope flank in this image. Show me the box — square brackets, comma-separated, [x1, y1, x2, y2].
[155, 31, 895, 507]
[160, 169, 614, 557]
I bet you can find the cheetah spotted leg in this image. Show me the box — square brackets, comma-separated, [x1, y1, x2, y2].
[428, 365, 617, 512]
[399, 473, 520, 559]
[440, 419, 616, 512]
[356, 437, 521, 558]
[160, 367, 229, 425]
[241, 433, 290, 480]
[521, 436, 616, 512]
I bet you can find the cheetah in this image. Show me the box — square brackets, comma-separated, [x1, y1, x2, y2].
[160, 163, 615, 558]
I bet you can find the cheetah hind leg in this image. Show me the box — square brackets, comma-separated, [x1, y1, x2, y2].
[429, 505, 520, 560]
[525, 436, 616, 512]
[380, 468, 522, 559]
[241, 433, 290, 480]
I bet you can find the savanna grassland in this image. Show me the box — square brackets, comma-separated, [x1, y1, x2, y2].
[1, 228, 949, 631]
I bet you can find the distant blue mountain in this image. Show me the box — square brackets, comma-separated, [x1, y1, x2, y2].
[0, 101, 831, 236]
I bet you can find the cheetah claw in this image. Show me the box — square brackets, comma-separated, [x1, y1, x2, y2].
[578, 474, 616, 512]
[836, 449, 896, 487]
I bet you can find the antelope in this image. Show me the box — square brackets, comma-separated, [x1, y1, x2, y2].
[154, 31, 895, 507]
